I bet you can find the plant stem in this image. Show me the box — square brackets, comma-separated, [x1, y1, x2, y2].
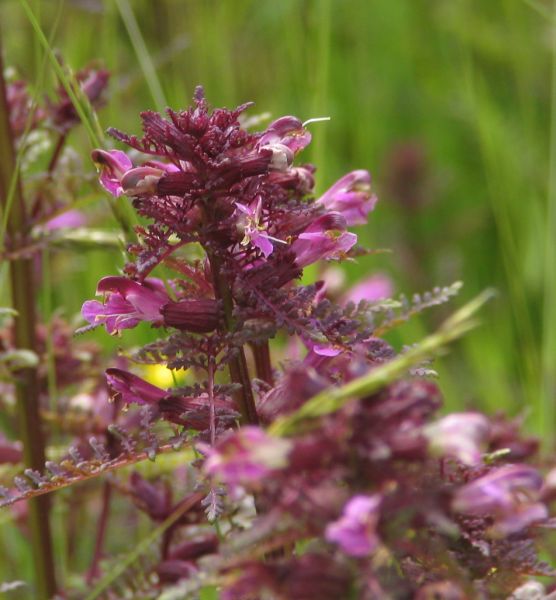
[205, 247, 258, 424]
[208, 356, 216, 445]
[86, 482, 112, 583]
[47, 132, 66, 175]
[250, 340, 274, 386]
[0, 38, 56, 598]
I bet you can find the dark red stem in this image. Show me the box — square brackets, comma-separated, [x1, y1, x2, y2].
[86, 482, 113, 583]
[0, 35, 56, 598]
[205, 247, 258, 424]
[251, 340, 274, 386]
[47, 132, 66, 175]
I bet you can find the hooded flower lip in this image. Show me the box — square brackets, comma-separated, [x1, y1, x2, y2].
[325, 494, 382, 557]
[452, 464, 548, 536]
[105, 368, 237, 428]
[106, 367, 166, 405]
[121, 166, 166, 197]
[291, 212, 357, 267]
[317, 170, 377, 226]
[424, 412, 490, 466]
[202, 426, 292, 487]
[257, 116, 312, 167]
[91, 149, 133, 197]
[160, 299, 220, 333]
[92, 150, 175, 198]
[82, 276, 168, 334]
[268, 165, 315, 194]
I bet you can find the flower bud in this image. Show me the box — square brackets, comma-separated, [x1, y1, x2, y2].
[121, 166, 165, 197]
[424, 412, 490, 466]
[259, 142, 294, 171]
[161, 299, 220, 333]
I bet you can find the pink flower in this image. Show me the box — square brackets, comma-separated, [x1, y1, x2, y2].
[341, 274, 393, 305]
[317, 170, 377, 226]
[452, 465, 548, 536]
[291, 213, 357, 267]
[120, 166, 166, 197]
[82, 276, 168, 334]
[257, 116, 311, 170]
[44, 209, 87, 231]
[106, 368, 166, 405]
[326, 494, 382, 557]
[91, 149, 174, 198]
[202, 427, 292, 487]
[91, 149, 133, 197]
[424, 412, 490, 466]
[105, 368, 237, 429]
[236, 197, 285, 257]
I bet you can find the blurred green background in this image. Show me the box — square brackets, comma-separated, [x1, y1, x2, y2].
[0, 0, 554, 588]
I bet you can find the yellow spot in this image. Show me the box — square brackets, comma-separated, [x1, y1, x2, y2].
[142, 364, 186, 388]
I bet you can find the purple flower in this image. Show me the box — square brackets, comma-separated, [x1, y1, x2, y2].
[106, 368, 237, 428]
[257, 116, 311, 170]
[291, 212, 357, 267]
[316, 170, 377, 226]
[7, 80, 44, 137]
[452, 465, 548, 536]
[106, 368, 166, 405]
[44, 209, 87, 231]
[202, 426, 292, 487]
[120, 166, 166, 197]
[82, 276, 168, 334]
[91, 149, 133, 197]
[50, 67, 109, 133]
[341, 273, 393, 305]
[424, 412, 490, 466]
[236, 197, 285, 257]
[325, 494, 382, 557]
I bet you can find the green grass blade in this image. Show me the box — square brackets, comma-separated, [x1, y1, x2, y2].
[541, 0, 556, 451]
[19, 0, 103, 148]
[115, 0, 167, 112]
[0, 0, 63, 248]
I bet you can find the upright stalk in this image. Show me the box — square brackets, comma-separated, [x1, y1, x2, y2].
[250, 340, 274, 386]
[0, 40, 56, 597]
[205, 246, 258, 424]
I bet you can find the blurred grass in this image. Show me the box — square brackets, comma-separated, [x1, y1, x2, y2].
[0, 0, 553, 592]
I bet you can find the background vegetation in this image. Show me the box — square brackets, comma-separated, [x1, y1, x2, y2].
[0, 0, 553, 592]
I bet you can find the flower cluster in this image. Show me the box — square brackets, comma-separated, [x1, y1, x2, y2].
[73, 90, 556, 597]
